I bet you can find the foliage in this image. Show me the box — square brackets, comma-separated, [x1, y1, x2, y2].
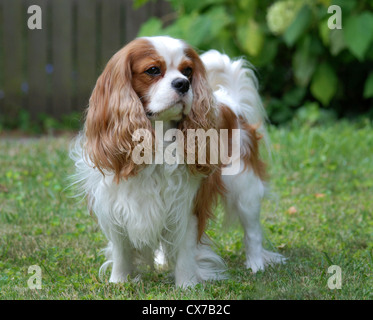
[137, 0, 373, 124]
[0, 120, 372, 299]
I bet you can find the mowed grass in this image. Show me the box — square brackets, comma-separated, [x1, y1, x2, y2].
[0, 120, 372, 300]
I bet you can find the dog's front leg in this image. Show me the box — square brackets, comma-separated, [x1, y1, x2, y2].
[109, 236, 134, 283]
[174, 214, 200, 288]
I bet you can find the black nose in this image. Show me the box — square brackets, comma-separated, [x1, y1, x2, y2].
[171, 78, 190, 95]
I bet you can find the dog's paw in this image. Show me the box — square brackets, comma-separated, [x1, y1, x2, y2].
[246, 249, 286, 273]
[109, 272, 131, 283]
[245, 256, 265, 273]
[176, 278, 199, 289]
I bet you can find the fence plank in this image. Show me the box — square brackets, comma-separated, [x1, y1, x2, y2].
[52, 0, 72, 117]
[1, 0, 23, 121]
[77, 0, 97, 111]
[124, 0, 149, 44]
[149, 0, 172, 23]
[101, 0, 121, 66]
[27, 0, 48, 120]
[0, 0, 173, 123]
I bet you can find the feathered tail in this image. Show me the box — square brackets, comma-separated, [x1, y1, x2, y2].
[200, 50, 269, 149]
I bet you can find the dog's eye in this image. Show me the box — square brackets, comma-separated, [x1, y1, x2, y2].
[145, 67, 161, 76]
[182, 67, 192, 77]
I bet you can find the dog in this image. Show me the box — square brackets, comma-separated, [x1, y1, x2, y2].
[70, 36, 285, 287]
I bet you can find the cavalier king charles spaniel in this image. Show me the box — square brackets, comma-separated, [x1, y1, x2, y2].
[71, 36, 285, 287]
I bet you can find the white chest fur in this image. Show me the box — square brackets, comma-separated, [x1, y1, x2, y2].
[88, 163, 201, 250]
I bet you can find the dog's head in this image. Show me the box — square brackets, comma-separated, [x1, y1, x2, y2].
[84, 36, 217, 180]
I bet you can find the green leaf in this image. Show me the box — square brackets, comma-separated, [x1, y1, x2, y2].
[319, 0, 332, 6]
[363, 72, 373, 99]
[238, 19, 264, 57]
[283, 87, 306, 107]
[137, 18, 163, 37]
[331, 0, 357, 13]
[344, 13, 373, 61]
[164, 6, 230, 48]
[310, 63, 338, 106]
[163, 15, 193, 40]
[329, 29, 346, 56]
[292, 36, 318, 87]
[250, 39, 278, 67]
[171, 0, 225, 14]
[237, 0, 257, 18]
[283, 5, 313, 47]
[319, 19, 330, 47]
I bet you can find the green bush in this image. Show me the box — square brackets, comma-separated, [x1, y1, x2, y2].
[137, 0, 373, 124]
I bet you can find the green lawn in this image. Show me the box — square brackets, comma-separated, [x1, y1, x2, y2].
[0, 120, 372, 300]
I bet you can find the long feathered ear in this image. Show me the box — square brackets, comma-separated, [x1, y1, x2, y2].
[179, 46, 219, 176]
[84, 41, 153, 182]
[179, 46, 225, 241]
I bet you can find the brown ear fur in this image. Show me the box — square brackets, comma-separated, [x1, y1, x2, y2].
[179, 46, 220, 177]
[176, 46, 224, 240]
[84, 39, 153, 182]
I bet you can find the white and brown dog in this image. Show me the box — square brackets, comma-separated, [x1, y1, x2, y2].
[70, 36, 285, 287]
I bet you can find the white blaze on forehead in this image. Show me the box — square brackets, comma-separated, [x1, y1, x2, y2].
[140, 36, 193, 120]
[143, 36, 187, 67]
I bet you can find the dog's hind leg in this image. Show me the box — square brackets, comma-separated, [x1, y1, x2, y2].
[222, 168, 285, 273]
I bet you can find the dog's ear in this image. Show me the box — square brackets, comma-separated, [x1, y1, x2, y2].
[84, 40, 153, 182]
[177, 46, 225, 241]
[179, 45, 219, 176]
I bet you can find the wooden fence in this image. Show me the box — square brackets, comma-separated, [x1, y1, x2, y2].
[0, 0, 171, 123]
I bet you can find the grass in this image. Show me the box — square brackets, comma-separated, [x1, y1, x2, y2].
[0, 120, 372, 300]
